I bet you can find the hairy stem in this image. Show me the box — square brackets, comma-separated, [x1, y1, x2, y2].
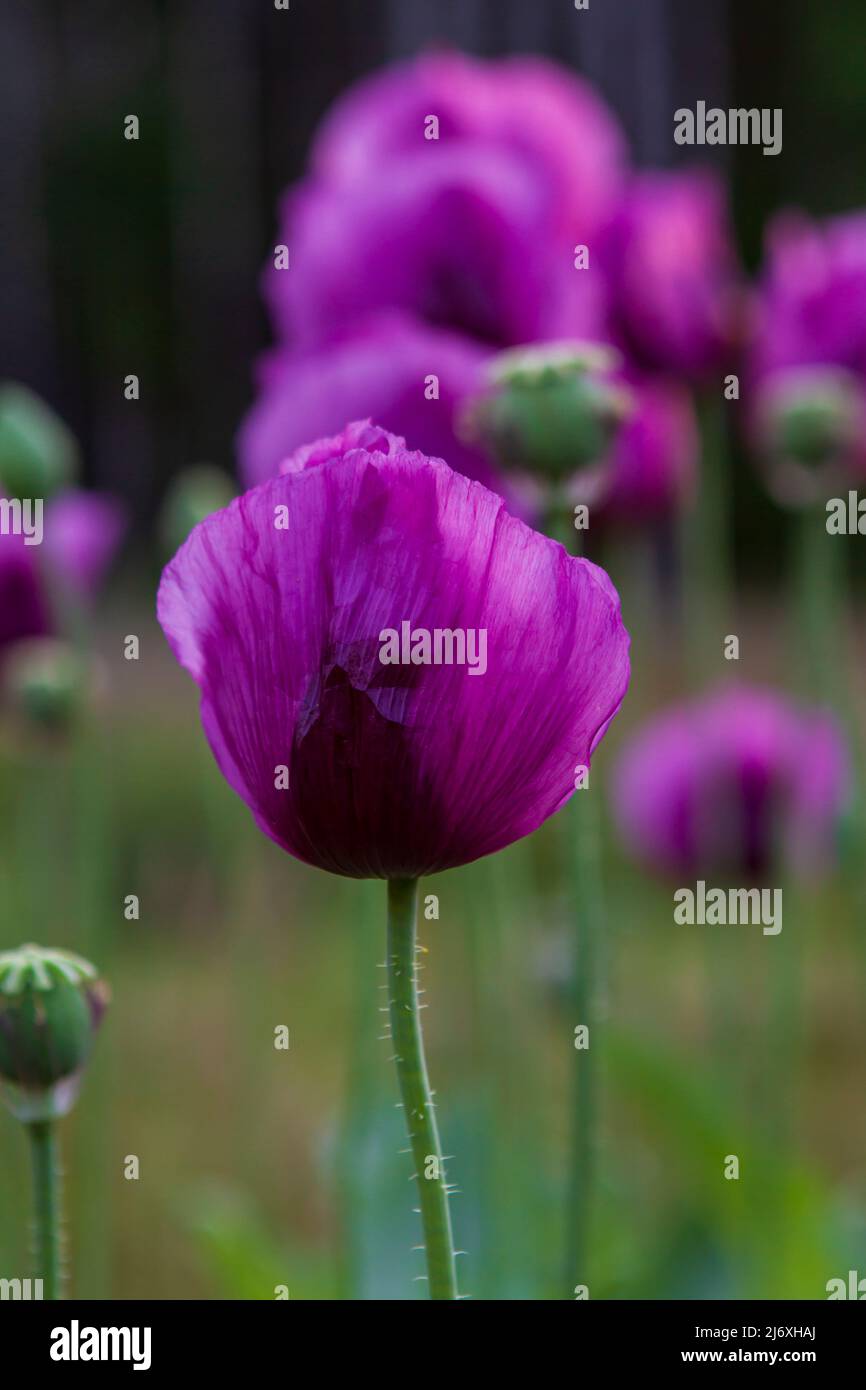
[386, 877, 458, 1300]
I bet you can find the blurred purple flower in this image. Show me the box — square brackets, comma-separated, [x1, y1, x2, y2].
[0, 521, 50, 653]
[603, 170, 742, 378]
[594, 374, 698, 523]
[267, 146, 606, 352]
[237, 316, 496, 491]
[159, 423, 630, 879]
[310, 51, 627, 244]
[612, 685, 848, 882]
[263, 52, 625, 353]
[44, 490, 127, 601]
[750, 209, 866, 384]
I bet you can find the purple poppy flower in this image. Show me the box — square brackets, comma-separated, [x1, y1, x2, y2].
[310, 51, 627, 244]
[267, 144, 606, 352]
[0, 520, 50, 653]
[750, 209, 866, 384]
[43, 490, 127, 600]
[603, 170, 742, 378]
[158, 424, 630, 879]
[594, 375, 698, 524]
[237, 316, 497, 492]
[611, 685, 848, 882]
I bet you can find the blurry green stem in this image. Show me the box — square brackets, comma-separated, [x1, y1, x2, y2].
[564, 794, 602, 1291]
[790, 506, 844, 705]
[547, 499, 602, 1293]
[687, 396, 740, 1079]
[28, 1120, 62, 1300]
[336, 879, 380, 1299]
[386, 878, 457, 1300]
[70, 714, 112, 1298]
[684, 392, 734, 684]
[772, 508, 846, 1146]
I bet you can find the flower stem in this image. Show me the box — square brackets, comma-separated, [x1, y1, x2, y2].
[337, 878, 380, 1299]
[546, 498, 604, 1296]
[27, 1119, 63, 1299]
[790, 505, 844, 705]
[564, 791, 602, 1293]
[386, 877, 458, 1300]
[683, 391, 734, 685]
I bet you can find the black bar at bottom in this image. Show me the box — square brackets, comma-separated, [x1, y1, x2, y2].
[4, 1296, 861, 1374]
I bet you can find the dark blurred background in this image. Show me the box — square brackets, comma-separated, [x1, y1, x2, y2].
[2, 0, 865, 555]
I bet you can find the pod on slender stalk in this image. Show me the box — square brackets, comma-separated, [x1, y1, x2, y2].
[0, 944, 109, 1299]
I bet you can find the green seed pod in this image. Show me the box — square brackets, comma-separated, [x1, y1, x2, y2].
[3, 638, 89, 733]
[462, 342, 632, 484]
[0, 383, 80, 500]
[0, 945, 109, 1122]
[756, 366, 866, 507]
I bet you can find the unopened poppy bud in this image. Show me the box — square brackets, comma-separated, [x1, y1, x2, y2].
[462, 342, 632, 485]
[0, 383, 80, 500]
[2, 638, 89, 732]
[159, 464, 237, 555]
[755, 366, 866, 506]
[0, 945, 109, 1122]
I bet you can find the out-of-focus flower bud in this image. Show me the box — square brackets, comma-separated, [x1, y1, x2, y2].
[462, 343, 632, 491]
[611, 684, 849, 883]
[754, 365, 866, 506]
[2, 638, 89, 732]
[0, 945, 109, 1122]
[0, 384, 80, 500]
[44, 490, 127, 602]
[749, 209, 866, 388]
[159, 465, 237, 556]
[602, 171, 742, 378]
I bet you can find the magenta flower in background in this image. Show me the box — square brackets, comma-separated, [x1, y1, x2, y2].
[267, 144, 607, 352]
[263, 52, 624, 353]
[310, 51, 627, 244]
[603, 170, 742, 378]
[590, 374, 698, 524]
[159, 423, 630, 879]
[237, 315, 496, 491]
[612, 685, 848, 882]
[0, 522, 50, 653]
[0, 488, 125, 661]
[44, 490, 127, 601]
[750, 209, 866, 384]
